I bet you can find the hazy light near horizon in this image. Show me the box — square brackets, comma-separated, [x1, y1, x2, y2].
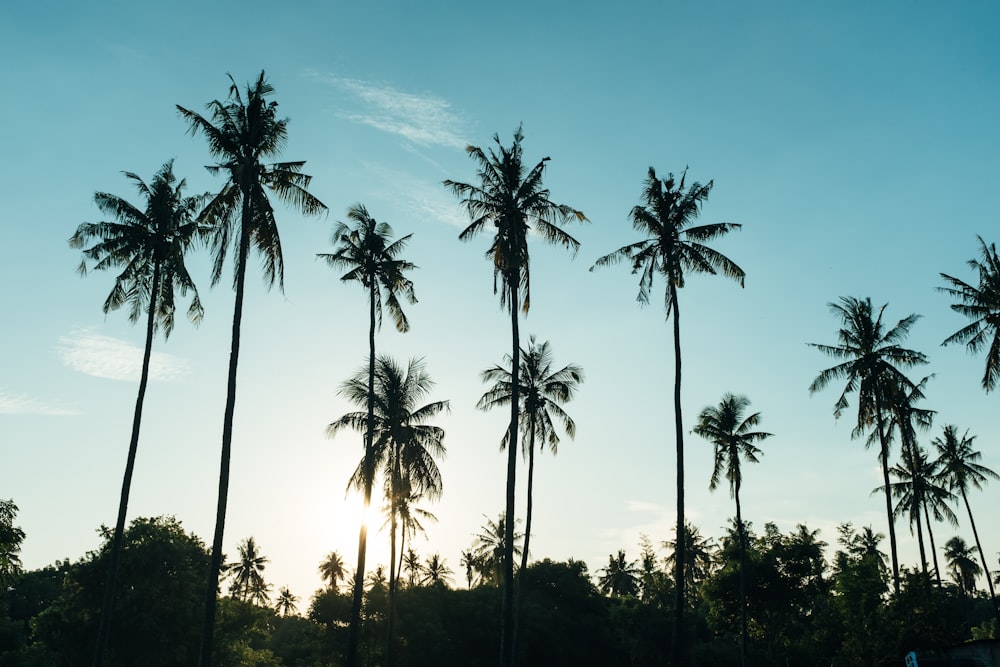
[56, 330, 191, 383]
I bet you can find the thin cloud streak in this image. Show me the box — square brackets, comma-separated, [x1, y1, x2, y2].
[56, 331, 190, 382]
[319, 75, 468, 149]
[361, 161, 469, 229]
[0, 389, 79, 416]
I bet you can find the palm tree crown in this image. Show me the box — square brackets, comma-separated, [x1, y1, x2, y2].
[228, 537, 270, 605]
[694, 394, 769, 498]
[940, 236, 1000, 391]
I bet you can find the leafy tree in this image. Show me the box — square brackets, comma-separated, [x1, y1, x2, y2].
[592, 166, 744, 661]
[317, 202, 416, 667]
[0, 500, 24, 592]
[933, 424, 1000, 631]
[177, 71, 327, 666]
[694, 393, 770, 667]
[69, 161, 206, 667]
[318, 551, 346, 591]
[809, 296, 927, 594]
[598, 551, 640, 598]
[478, 337, 583, 577]
[445, 126, 584, 667]
[940, 236, 1000, 391]
[944, 537, 982, 595]
[228, 537, 270, 606]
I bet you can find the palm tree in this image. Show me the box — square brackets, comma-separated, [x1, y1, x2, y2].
[933, 425, 1000, 630]
[228, 537, 269, 604]
[421, 554, 454, 587]
[402, 549, 422, 588]
[809, 296, 927, 595]
[591, 167, 743, 660]
[940, 236, 1000, 391]
[473, 514, 524, 588]
[944, 536, 983, 595]
[694, 393, 771, 667]
[275, 587, 298, 617]
[460, 549, 479, 589]
[384, 488, 437, 586]
[598, 550, 640, 598]
[318, 203, 415, 667]
[70, 160, 206, 667]
[664, 521, 718, 605]
[477, 337, 583, 576]
[319, 551, 346, 591]
[445, 126, 584, 667]
[328, 355, 447, 667]
[177, 71, 327, 666]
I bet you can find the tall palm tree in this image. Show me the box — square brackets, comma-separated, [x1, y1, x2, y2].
[319, 551, 346, 591]
[177, 71, 327, 666]
[477, 336, 583, 575]
[809, 296, 927, 595]
[940, 236, 1000, 391]
[384, 488, 437, 586]
[944, 536, 983, 595]
[318, 203, 415, 667]
[228, 537, 269, 604]
[445, 125, 584, 667]
[328, 355, 447, 667]
[694, 393, 770, 667]
[592, 167, 744, 659]
[70, 161, 205, 667]
[598, 551, 641, 598]
[933, 425, 1000, 630]
[274, 587, 298, 617]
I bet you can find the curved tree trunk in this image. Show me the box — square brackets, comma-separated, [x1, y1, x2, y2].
[873, 391, 900, 596]
[914, 501, 928, 581]
[500, 279, 520, 667]
[962, 488, 1000, 633]
[735, 476, 748, 667]
[347, 284, 378, 667]
[670, 284, 687, 666]
[200, 214, 251, 667]
[93, 262, 160, 667]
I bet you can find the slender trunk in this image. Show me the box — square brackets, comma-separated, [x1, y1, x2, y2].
[347, 285, 378, 667]
[500, 280, 519, 667]
[92, 262, 161, 667]
[962, 488, 1000, 633]
[386, 460, 399, 667]
[922, 501, 942, 586]
[914, 501, 928, 581]
[199, 212, 251, 667]
[512, 416, 536, 660]
[735, 476, 747, 667]
[670, 284, 686, 666]
[873, 391, 900, 596]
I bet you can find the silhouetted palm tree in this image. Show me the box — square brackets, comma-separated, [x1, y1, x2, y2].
[445, 126, 584, 667]
[933, 425, 1000, 629]
[70, 161, 206, 667]
[385, 488, 437, 585]
[473, 514, 524, 588]
[940, 237, 1000, 391]
[319, 551, 346, 591]
[178, 71, 327, 665]
[318, 203, 415, 666]
[275, 587, 298, 617]
[694, 394, 770, 667]
[944, 536, 982, 595]
[598, 551, 640, 598]
[478, 336, 583, 575]
[460, 550, 479, 589]
[809, 296, 927, 594]
[592, 167, 743, 659]
[228, 537, 269, 604]
[664, 521, 718, 605]
[421, 554, 453, 587]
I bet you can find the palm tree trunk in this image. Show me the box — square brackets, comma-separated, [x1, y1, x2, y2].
[93, 262, 160, 667]
[512, 416, 536, 662]
[386, 462, 399, 667]
[962, 488, 1000, 633]
[347, 285, 378, 667]
[500, 279, 520, 667]
[922, 502, 942, 586]
[200, 216, 251, 667]
[873, 392, 900, 596]
[670, 284, 687, 666]
[914, 502, 928, 581]
[735, 478, 747, 667]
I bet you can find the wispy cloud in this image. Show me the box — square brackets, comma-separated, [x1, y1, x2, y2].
[56, 330, 190, 382]
[0, 389, 79, 416]
[317, 75, 468, 149]
[360, 161, 469, 229]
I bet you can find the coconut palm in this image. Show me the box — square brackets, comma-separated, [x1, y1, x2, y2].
[319, 551, 346, 591]
[664, 521, 718, 604]
[328, 355, 446, 667]
[384, 488, 437, 586]
[940, 237, 1000, 391]
[445, 126, 584, 667]
[477, 337, 583, 576]
[809, 296, 927, 594]
[694, 393, 770, 667]
[421, 554, 454, 587]
[402, 549, 422, 588]
[473, 514, 524, 588]
[70, 161, 206, 667]
[944, 536, 983, 595]
[598, 551, 641, 598]
[228, 537, 269, 604]
[317, 203, 416, 666]
[933, 425, 1000, 630]
[591, 167, 743, 659]
[460, 550, 479, 589]
[274, 587, 298, 617]
[177, 71, 327, 665]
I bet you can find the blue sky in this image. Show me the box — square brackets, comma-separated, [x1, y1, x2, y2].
[2, 1, 1000, 603]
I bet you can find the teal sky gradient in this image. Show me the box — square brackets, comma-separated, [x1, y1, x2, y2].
[2, 1, 999, 603]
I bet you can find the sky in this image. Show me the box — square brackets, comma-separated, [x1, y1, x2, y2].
[2, 1, 1000, 607]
